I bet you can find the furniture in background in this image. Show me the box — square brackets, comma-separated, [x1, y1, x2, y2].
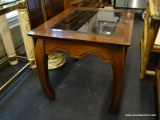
[26, 0, 65, 29]
[112, 0, 147, 9]
[28, 7, 134, 113]
[156, 59, 160, 120]
[0, 0, 36, 94]
[0, 0, 20, 65]
[140, 0, 160, 79]
[112, 0, 148, 20]
[69, 0, 101, 7]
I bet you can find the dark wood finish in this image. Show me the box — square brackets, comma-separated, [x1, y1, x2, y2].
[69, 0, 101, 7]
[28, 7, 135, 113]
[64, 0, 70, 9]
[53, 10, 97, 30]
[26, 0, 44, 29]
[156, 59, 160, 119]
[26, 0, 65, 29]
[57, 0, 102, 11]
[45, 0, 65, 19]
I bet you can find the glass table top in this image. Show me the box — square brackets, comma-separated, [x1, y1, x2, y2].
[0, 0, 19, 6]
[50, 10, 123, 36]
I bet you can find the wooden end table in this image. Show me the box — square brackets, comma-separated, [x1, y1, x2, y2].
[28, 7, 134, 113]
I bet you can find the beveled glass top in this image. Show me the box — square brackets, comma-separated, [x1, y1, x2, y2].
[50, 10, 122, 36]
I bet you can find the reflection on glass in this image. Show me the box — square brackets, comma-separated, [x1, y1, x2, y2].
[50, 10, 122, 36]
[0, 0, 19, 5]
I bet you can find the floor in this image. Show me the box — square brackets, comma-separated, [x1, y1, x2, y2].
[0, 14, 159, 120]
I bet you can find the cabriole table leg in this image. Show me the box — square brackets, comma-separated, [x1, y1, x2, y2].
[35, 39, 55, 100]
[108, 47, 125, 113]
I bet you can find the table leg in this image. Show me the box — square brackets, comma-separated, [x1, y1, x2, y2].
[0, 15, 18, 65]
[108, 47, 125, 113]
[35, 39, 55, 100]
[18, 9, 36, 69]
